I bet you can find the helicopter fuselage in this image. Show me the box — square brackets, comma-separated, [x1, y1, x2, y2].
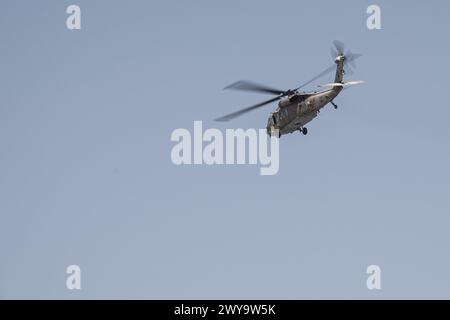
[266, 86, 342, 136]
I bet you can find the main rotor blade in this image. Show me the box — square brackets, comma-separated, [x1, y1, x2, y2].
[294, 64, 336, 91]
[224, 80, 285, 96]
[215, 96, 281, 122]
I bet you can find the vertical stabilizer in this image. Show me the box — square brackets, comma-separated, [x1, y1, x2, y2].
[334, 56, 345, 83]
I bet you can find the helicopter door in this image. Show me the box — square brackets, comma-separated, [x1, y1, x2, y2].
[279, 108, 288, 121]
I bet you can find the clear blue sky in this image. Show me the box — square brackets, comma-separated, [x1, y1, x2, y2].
[1, 0, 449, 298]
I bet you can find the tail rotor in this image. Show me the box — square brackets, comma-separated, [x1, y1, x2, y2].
[330, 40, 362, 75]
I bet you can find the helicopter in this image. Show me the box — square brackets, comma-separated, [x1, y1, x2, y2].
[215, 41, 364, 138]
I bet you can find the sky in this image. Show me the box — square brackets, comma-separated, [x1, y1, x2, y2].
[1, 0, 450, 299]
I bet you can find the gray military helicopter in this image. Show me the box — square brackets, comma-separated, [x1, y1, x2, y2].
[215, 41, 363, 137]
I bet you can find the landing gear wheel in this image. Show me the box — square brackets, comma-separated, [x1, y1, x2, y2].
[331, 101, 338, 109]
[302, 127, 308, 135]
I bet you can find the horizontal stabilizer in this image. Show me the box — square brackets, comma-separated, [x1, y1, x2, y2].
[318, 80, 364, 88]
